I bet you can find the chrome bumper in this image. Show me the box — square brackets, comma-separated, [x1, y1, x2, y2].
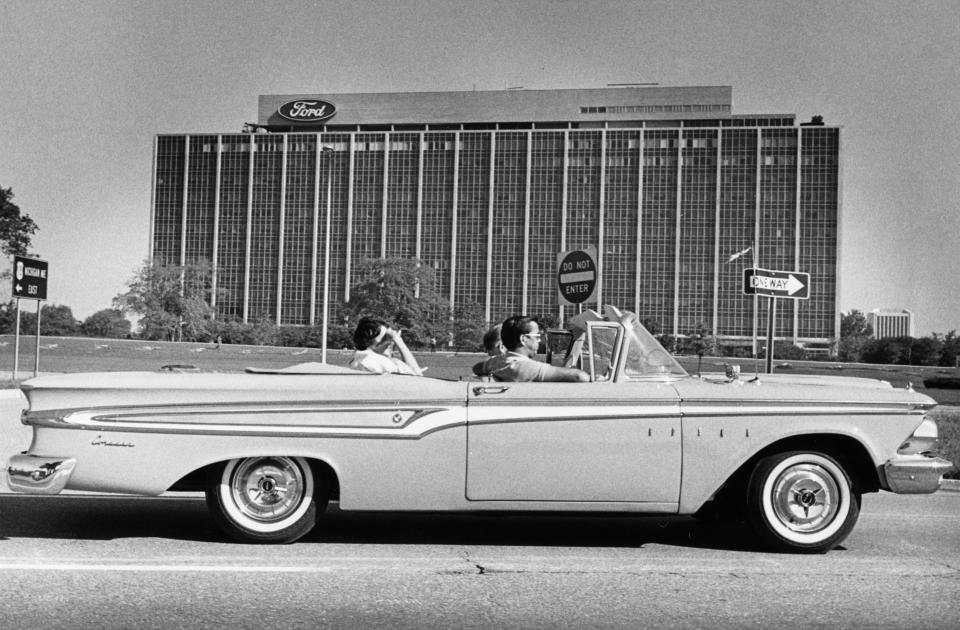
[5, 454, 76, 494]
[883, 454, 956, 494]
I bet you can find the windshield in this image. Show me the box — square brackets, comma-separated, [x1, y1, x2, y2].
[562, 306, 688, 382]
[602, 306, 687, 380]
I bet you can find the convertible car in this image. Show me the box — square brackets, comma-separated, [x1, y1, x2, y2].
[5, 307, 955, 553]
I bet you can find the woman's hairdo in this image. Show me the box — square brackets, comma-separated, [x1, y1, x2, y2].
[353, 317, 388, 350]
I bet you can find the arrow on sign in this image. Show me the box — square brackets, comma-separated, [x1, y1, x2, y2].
[785, 274, 805, 296]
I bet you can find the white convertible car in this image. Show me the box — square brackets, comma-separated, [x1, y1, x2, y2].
[5, 307, 955, 552]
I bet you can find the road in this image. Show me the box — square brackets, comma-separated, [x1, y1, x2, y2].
[1, 392, 959, 629]
[0, 492, 957, 629]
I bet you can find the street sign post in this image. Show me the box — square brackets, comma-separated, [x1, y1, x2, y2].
[743, 267, 812, 373]
[11, 255, 49, 380]
[557, 247, 598, 306]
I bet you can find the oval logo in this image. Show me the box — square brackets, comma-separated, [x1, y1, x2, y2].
[277, 99, 337, 123]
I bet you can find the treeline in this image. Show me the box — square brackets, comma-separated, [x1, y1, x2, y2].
[0, 302, 131, 339]
[0, 257, 495, 352]
[837, 332, 960, 367]
[837, 310, 959, 367]
[5, 273, 957, 368]
[0, 301, 476, 351]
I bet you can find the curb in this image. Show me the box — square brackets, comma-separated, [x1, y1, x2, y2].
[0, 389, 24, 401]
[940, 479, 960, 492]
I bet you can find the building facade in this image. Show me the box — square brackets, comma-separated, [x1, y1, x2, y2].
[868, 309, 915, 339]
[151, 86, 841, 345]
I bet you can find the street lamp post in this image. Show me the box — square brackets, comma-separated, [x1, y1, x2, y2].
[320, 147, 333, 363]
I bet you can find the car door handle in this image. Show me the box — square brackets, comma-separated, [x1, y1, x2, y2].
[473, 385, 510, 395]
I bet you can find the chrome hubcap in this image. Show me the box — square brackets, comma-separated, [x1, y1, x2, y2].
[770, 463, 840, 534]
[230, 457, 306, 523]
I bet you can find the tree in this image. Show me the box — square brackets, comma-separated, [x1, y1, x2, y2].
[18, 304, 79, 336]
[114, 260, 218, 341]
[0, 186, 39, 259]
[81, 309, 132, 338]
[343, 258, 450, 348]
[909, 336, 942, 366]
[640, 317, 662, 336]
[535, 312, 559, 330]
[771, 340, 808, 360]
[840, 310, 872, 338]
[452, 302, 487, 351]
[686, 322, 717, 375]
[862, 337, 907, 365]
[937, 331, 960, 368]
[838, 310, 874, 362]
[0, 300, 17, 333]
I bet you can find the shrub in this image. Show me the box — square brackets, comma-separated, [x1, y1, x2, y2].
[932, 407, 960, 479]
[924, 377, 960, 390]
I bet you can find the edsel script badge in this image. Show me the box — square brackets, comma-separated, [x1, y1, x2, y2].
[277, 99, 337, 123]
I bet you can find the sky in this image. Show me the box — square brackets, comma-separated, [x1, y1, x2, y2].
[1, 0, 958, 336]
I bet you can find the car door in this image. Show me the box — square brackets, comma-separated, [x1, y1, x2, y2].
[466, 322, 682, 507]
[466, 380, 681, 505]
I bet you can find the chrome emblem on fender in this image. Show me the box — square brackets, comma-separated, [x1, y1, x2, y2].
[91, 435, 135, 448]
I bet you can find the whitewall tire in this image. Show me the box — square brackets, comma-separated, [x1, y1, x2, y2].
[205, 456, 324, 544]
[747, 451, 860, 553]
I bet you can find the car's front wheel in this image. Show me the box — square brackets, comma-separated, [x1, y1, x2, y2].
[747, 451, 860, 553]
[205, 456, 325, 544]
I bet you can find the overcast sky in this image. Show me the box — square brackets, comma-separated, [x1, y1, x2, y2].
[1, 0, 957, 335]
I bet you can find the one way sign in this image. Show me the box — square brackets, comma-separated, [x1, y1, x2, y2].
[743, 267, 810, 300]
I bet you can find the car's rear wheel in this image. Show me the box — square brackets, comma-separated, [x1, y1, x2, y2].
[747, 451, 860, 553]
[205, 456, 325, 544]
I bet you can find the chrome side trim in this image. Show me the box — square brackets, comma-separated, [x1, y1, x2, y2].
[680, 402, 929, 418]
[62, 407, 444, 430]
[25, 398, 465, 420]
[468, 410, 681, 427]
[472, 397, 679, 407]
[26, 409, 465, 440]
[883, 455, 956, 494]
[6, 454, 76, 494]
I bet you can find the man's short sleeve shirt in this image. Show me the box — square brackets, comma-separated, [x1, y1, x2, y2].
[480, 352, 572, 382]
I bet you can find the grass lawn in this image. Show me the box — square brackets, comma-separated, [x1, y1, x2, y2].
[931, 407, 960, 479]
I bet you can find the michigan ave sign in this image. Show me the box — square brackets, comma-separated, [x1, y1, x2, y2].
[12, 255, 48, 301]
[743, 267, 810, 300]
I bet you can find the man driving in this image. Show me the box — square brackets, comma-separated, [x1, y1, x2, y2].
[475, 316, 589, 382]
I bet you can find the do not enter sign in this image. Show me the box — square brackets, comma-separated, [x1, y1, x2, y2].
[557, 247, 598, 305]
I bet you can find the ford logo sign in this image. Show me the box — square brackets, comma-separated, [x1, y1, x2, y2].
[277, 99, 337, 123]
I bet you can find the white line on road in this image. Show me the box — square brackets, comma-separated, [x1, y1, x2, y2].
[0, 563, 333, 573]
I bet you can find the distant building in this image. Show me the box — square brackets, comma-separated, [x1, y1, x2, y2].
[150, 85, 840, 345]
[868, 309, 915, 339]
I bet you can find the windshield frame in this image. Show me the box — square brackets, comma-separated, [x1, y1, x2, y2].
[588, 306, 689, 382]
[585, 321, 625, 382]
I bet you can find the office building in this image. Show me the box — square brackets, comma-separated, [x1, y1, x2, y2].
[151, 86, 841, 345]
[868, 309, 915, 339]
